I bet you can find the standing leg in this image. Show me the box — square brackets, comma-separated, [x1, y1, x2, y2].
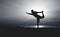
[37, 18, 40, 28]
[37, 18, 40, 25]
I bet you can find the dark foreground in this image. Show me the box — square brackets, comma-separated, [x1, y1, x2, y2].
[0, 25, 60, 32]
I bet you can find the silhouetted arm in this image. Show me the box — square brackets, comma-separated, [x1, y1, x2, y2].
[37, 12, 42, 13]
[26, 12, 33, 15]
[36, 11, 44, 13]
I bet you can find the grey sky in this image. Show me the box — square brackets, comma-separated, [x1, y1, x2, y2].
[0, 0, 60, 27]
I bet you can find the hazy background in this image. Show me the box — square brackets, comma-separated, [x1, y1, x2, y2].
[0, 0, 60, 27]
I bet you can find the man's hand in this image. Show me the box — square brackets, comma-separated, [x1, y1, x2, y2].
[26, 12, 32, 15]
[41, 11, 43, 13]
[26, 12, 28, 13]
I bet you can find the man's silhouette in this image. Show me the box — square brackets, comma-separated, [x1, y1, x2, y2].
[26, 10, 45, 25]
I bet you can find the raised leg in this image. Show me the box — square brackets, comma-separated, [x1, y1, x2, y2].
[42, 12, 45, 18]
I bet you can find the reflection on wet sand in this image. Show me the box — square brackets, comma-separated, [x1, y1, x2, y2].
[24, 25, 54, 28]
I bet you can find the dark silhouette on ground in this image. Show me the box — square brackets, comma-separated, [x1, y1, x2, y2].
[26, 10, 45, 26]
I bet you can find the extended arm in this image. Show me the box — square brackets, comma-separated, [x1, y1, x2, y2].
[37, 11, 43, 13]
[36, 11, 44, 13]
[26, 12, 33, 15]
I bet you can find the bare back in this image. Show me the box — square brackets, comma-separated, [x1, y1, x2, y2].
[32, 11, 43, 19]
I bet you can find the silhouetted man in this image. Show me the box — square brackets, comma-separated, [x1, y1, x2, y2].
[26, 10, 45, 25]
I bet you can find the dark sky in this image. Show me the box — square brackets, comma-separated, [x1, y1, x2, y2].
[0, 0, 60, 27]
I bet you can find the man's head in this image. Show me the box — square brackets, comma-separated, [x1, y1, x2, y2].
[31, 10, 34, 12]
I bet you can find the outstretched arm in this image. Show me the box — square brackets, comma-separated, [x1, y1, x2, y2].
[26, 12, 33, 15]
[36, 11, 44, 13]
[37, 12, 42, 13]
